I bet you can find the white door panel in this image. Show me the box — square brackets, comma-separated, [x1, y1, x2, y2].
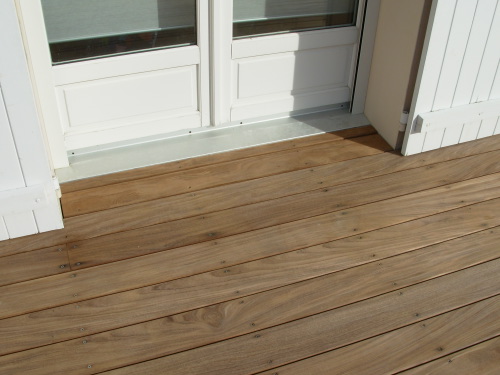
[235, 45, 353, 99]
[52, 45, 200, 85]
[232, 26, 359, 58]
[231, 87, 350, 121]
[227, 2, 363, 123]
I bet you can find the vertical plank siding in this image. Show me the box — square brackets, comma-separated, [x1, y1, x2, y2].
[0, 87, 39, 239]
[0, 0, 63, 240]
[403, 0, 500, 155]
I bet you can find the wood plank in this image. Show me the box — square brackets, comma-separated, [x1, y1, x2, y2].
[62, 135, 500, 245]
[400, 336, 500, 375]
[60, 126, 377, 194]
[67, 152, 500, 268]
[0, 227, 68, 258]
[256, 300, 500, 375]
[99, 262, 500, 375]
[1, 133, 499, 257]
[1, 197, 498, 356]
[61, 134, 391, 217]
[0, 245, 69, 287]
[2, 228, 498, 374]
[1, 174, 499, 320]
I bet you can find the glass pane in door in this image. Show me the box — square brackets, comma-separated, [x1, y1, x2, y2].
[41, 0, 196, 64]
[234, 0, 358, 38]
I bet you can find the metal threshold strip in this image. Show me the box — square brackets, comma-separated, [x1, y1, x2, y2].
[56, 108, 369, 183]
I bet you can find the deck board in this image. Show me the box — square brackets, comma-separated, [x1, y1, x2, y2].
[256, 296, 500, 375]
[0, 245, 69, 287]
[0, 131, 499, 375]
[67, 152, 500, 269]
[1, 228, 498, 374]
[399, 336, 500, 375]
[61, 146, 500, 247]
[62, 134, 390, 217]
[100, 263, 500, 375]
[2, 173, 498, 321]
[1, 200, 498, 356]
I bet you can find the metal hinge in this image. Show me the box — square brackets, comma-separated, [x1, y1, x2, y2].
[53, 176, 62, 199]
[399, 111, 409, 132]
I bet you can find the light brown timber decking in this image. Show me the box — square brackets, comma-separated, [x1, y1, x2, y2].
[0, 127, 499, 375]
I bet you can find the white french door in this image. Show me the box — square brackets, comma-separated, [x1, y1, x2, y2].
[19, 0, 210, 166]
[213, 0, 363, 126]
[18, 0, 365, 168]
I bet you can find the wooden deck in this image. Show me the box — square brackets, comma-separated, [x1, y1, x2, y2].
[0, 126, 499, 375]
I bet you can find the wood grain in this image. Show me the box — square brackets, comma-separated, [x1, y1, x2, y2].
[0, 198, 498, 356]
[67, 152, 500, 268]
[99, 262, 500, 375]
[1, 133, 499, 257]
[400, 336, 500, 375]
[256, 299, 500, 375]
[60, 126, 377, 194]
[0, 173, 498, 321]
[0, 134, 499, 375]
[62, 144, 500, 245]
[1, 227, 498, 374]
[0, 245, 69, 287]
[61, 134, 391, 217]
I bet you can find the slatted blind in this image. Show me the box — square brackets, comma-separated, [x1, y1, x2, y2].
[41, 0, 196, 43]
[233, 0, 356, 22]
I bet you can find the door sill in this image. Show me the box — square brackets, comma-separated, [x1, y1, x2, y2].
[56, 109, 369, 183]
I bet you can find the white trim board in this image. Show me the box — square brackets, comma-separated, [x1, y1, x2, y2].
[0, 184, 50, 216]
[416, 99, 500, 133]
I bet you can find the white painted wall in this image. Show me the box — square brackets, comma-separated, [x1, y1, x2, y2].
[403, 0, 500, 155]
[0, 0, 63, 241]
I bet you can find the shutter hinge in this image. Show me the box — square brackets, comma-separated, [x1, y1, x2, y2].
[399, 111, 409, 132]
[53, 176, 62, 199]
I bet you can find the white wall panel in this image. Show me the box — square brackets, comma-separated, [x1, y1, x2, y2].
[403, 0, 500, 155]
